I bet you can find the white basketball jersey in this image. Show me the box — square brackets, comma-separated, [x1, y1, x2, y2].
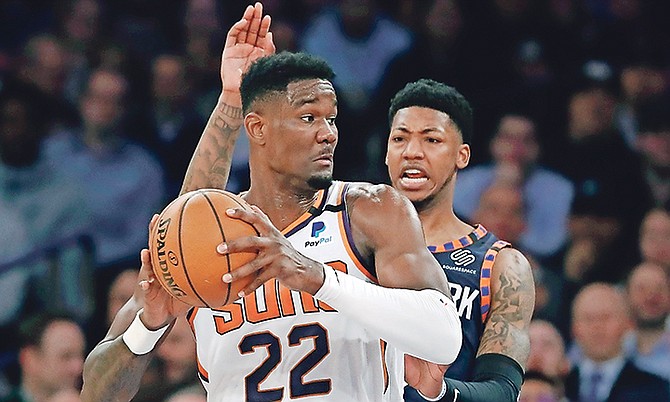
[188, 182, 404, 401]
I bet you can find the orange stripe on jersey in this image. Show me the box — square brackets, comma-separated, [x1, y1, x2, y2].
[245, 280, 282, 324]
[197, 356, 210, 383]
[380, 340, 389, 393]
[480, 240, 510, 323]
[429, 225, 488, 253]
[186, 306, 198, 334]
[278, 283, 297, 317]
[280, 189, 326, 235]
[335, 186, 377, 283]
[186, 308, 210, 383]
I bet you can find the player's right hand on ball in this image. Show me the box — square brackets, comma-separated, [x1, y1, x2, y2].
[138, 216, 189, 329]
[217, 205, 326, 297]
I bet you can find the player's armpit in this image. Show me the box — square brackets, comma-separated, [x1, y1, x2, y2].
[476, 248, 535, 369]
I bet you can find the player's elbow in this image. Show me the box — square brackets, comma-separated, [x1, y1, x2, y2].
[433, 297, 462, 364]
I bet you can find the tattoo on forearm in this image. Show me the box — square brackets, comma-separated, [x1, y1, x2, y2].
[181, 101, 243, 194]
[213, 103, 243, 130]
[478, 253, 534, 365]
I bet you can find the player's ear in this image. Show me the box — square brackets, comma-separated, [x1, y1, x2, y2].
[245, 112, 266, 145]
[456, 143, 470, 169]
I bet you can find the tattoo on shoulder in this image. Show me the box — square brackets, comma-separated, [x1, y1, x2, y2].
[478, 252, 534, 365]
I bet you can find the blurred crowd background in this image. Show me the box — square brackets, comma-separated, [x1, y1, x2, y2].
[0, 0, 669, 401]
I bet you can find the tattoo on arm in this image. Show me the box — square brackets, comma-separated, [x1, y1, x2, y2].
[477, 251, 535, 369]
[181, 101, 244, 194]
[81, 339, 154, 402]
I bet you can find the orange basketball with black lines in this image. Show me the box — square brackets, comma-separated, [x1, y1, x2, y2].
[149, 189, 258, 308]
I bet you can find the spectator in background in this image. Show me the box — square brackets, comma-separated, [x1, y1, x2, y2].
[11, 34, 79, 128]
[519, 371, 564, 402]
[638, 206, 670, 273]
[558, 82, 650, 285]
[53, 0, 105, 105]
[133, 317, 200, 402]
[566, 283, 669, 402]
[182, 0, 225, 121]
[164, 384, 206, 402]
[105, 269, 137, 326]
[623, 262, 670, 381]
[44, 68, 165, 269]
[527, 319, 571, 383]
[634, 95, 670, 207]
[0, 312, 85, 402]
[146, 54, 204, 199]
[455, 113, 574, 259]
[0, 83, 93, 334]
[614, 62, 668, 148]
[301, 0, 412, 180]
[45, 389, 80, 402]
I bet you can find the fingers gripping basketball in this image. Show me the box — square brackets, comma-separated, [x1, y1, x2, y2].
[149, 189, 258, 308]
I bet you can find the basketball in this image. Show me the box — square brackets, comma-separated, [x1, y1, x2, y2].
[149, 189, 259, 308]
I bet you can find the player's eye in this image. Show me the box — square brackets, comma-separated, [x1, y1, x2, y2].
[301, 115, 315, 123]
[326, 117, 336, 125]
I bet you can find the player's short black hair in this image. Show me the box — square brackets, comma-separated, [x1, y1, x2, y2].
[240, 51, 335, 113]
[388, 79, 473, 144]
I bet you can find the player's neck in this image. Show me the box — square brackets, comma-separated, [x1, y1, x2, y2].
[245, 177, 320, 232]
[417, 202, 474, 246]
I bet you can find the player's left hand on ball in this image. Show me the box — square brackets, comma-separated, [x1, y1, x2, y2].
[217, 205, 325, 296]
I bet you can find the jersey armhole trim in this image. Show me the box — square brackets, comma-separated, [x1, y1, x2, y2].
[338, 183, 377, 282]
[480, 240, 510, 323]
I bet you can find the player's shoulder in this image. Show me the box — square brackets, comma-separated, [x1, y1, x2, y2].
[343, 181, 411, 210]
[493, 247, 533, 282]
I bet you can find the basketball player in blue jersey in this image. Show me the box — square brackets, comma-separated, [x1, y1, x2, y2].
[385, 79, 535, 401]
[81, 4, 462, 401]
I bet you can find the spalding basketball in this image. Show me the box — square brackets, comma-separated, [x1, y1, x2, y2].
[149, 189, 259, 308]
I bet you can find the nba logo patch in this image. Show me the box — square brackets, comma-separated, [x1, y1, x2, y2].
[311, 221, 326, 238]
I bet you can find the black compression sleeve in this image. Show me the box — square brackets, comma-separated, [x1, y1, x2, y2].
[438, 353, 524, 402]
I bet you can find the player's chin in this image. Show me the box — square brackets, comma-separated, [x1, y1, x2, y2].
[307, 173, 333, 190]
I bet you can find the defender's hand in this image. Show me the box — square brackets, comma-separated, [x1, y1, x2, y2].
[217, 205, 325, 296]
[405, 354, 449, 399]
[221, 2, 275, 92]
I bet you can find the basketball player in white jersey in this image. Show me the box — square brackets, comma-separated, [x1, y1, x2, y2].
[81, 4, 461, 401]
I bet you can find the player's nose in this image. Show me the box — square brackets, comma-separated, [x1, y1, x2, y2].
[402, 138, 424, 159]
[316, 119, 337, 144]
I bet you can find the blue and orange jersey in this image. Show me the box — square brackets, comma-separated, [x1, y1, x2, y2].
[429, 225, 509, 380]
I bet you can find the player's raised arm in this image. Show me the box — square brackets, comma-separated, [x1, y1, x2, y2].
[180, 2, 275, 194]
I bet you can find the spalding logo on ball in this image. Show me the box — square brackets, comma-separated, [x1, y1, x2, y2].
[149, 189, 259, 308]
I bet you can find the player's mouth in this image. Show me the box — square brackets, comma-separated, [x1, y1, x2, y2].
[314, 152, 334, 167]
[398, 168, 429, 189]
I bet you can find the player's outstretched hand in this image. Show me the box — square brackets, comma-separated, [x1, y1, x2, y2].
[138, 216, 189, 329]
[221, 2, 275, 93]
[404, 354, 449, 399]
[217, 205, 325, 297]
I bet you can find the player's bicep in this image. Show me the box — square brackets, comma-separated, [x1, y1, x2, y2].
[477, 248, 534, 369]
[347, 184, 450, 294]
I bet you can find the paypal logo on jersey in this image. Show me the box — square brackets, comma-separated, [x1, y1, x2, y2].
[305, 221, 332, 247]
[311, 221, 326, 238]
